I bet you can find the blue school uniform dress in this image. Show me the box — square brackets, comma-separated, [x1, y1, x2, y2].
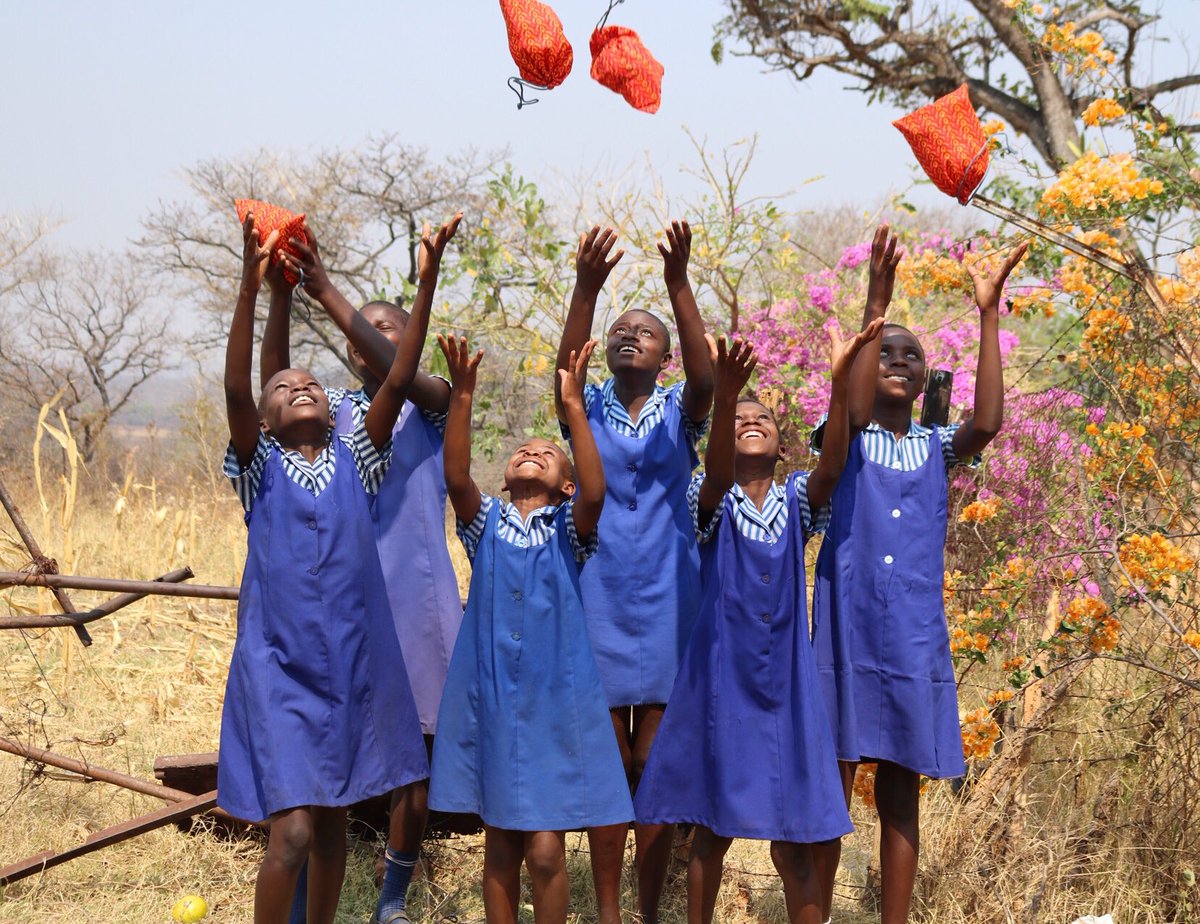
[811, 420, 975, 779]
[217, 427, 428, 823]
[635, 473, 853, 843]
[330, 388, 462, 735]
[567, 379, 706, 707]
[429, 495, 633, 830]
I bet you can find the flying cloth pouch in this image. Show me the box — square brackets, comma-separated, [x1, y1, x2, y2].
[499, 0, 574, 107]
[234, 199, 309, 285]
[589, 24, 663, 114]
[893, 84, 990, 204]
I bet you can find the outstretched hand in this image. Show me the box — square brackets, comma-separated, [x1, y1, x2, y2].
[240, 214, 280, 290]
[558, 340, 597, 414]
[866, 224, 903, 312]
[418, 212, 464, 286]
[829, 316, 885, 382]
[575, 226, 624, 295]
[438, 334, 484, 394]
[706, 333, 758, 401]
[967, 240, 1029, 314]
[658, 219, 692, 294]
[279, 228, 331, 298]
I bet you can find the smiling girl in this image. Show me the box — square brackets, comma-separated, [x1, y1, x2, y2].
[219, 212, 450, 924]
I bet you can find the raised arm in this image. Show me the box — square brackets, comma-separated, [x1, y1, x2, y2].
[225, 215, 279, 466]
[953, 240, 1027, 459]
[364, 214, 462, 450]
[559, 341, 605, 539]
[698, 335, 758, 515]
[808, 317, 886, 510]
[259, 253, 295, 388]
[438, 333, 484, 525]
[658, 219, 713, 422]
[555, 226, 623, 422]
[847, 225, 902, 431]
[284, 230, 451, 412]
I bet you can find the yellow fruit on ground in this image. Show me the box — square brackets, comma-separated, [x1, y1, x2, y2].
[172, 894, 208, 922]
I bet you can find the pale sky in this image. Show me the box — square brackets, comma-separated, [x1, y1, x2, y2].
[2, 1, 1198, 251]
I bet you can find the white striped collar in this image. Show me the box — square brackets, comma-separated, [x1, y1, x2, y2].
[727, 481, 789, 542]
[597, 378, 675, 438]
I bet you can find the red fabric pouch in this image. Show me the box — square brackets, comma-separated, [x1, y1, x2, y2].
[589, 24, 663, 114]
[893, 84, 990, 203]
[234, 199, 308, 285]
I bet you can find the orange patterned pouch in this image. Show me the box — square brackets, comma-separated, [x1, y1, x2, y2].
[589, 24, 663, 114]
[893, 85, 990, 203]
[234, 199, 308, 285]
[499, 0, 574, 108]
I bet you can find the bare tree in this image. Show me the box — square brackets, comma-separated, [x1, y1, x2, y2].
[715, 0, 1200, 167]
[0, 251, 173, 461]
[138, 135, 505, 372]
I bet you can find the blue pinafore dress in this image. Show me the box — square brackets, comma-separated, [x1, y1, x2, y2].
[811, 429, 966, 779]
[429, 499, 633, 830]
[635, 477, 853, 843]
[577, 383, 703, 707]
[217, 437, 429, 823]
[333, 393, 463, 735]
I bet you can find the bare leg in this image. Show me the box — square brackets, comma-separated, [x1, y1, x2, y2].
[686, 826, 732, 924]
[590, 707, 633, 924]
[256, 807, 315, 924]
[524, 830, 569, 924]
[813, 760, 856, 922]
[771, 841, 822, 924]
[483, 826, 524, 924]
[632, 704, 673, 924]
[390, 778, 429, 853]
[875, 761, 920, 924]
[305, 807, 347, 924]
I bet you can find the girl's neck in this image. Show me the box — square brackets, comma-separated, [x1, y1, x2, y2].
[611, 372, 659, 424]
[871, 398, 916, 438]
[506, 485, 561, 518]
[276, 430, 329, 464]
[735, 461, 778, 511]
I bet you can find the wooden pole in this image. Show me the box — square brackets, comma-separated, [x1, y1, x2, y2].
[0, 474, 91, 646]
[0, 571, 238, 601]
[0, 568, 198, 630]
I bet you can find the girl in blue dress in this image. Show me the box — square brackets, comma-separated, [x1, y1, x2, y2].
[272, 222, 464, 924]
[810, 227, 1027, 924]
[636, 318, 881, 924]
[219, 212, 453, 924]
[555, 222, 713, 924]
[430, 335, 632, 924]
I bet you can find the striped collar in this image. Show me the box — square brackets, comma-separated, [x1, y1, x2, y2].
[727, 480, 790, 543]
[596, 378, 675, 439]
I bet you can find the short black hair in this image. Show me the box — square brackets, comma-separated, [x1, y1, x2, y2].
[361, 298, 410, 323]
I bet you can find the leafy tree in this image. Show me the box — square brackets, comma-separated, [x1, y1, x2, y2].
[715, 0, 1200, 167]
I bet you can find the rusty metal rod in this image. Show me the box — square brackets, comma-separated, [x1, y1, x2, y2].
[0, 571, 239, 600]
[0, 735, 259, 827]
[0, 736, 198, 802]
[0, 474, 91, 646]
[0, 790, 218, 886]
[0, 568, 196, 630]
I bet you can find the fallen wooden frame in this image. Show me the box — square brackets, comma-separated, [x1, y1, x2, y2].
[0, 737, 267, 887]
[0, 567, 199, 630]
[0, 570, 239, 601]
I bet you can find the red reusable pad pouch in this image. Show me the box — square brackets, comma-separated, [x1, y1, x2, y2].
[893, 84, 990, 204]
[234, 199, 308, 284]
[589, 24, 664, 114]
[499, 0, 574, 107]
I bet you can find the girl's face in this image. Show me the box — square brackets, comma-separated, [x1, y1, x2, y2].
[734, 401, 782, 462]
[605, 310, 669, 377]
[261, 368, 330, 438]
[348, 303, 407, 381]
[876, 328, 926, 404]
[503, 438, 576, 499]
